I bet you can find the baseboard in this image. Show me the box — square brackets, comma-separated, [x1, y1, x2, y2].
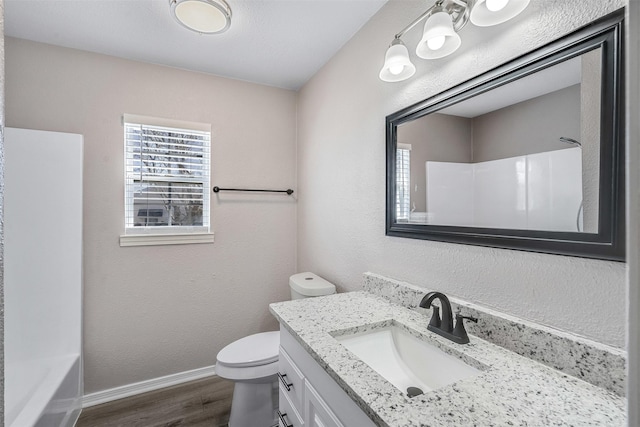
[82, 365, 217, 408]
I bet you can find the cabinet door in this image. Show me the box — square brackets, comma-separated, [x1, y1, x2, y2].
[279, 348, 305, 412]
[279, 384, 304, 427]
[305, 382, 344, 427]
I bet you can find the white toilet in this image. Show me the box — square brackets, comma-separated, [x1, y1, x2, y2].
[215, 272, 336, 427]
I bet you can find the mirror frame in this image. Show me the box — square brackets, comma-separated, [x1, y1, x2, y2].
[386, 10, 625, 261]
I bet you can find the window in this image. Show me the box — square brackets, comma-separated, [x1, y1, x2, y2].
[396, 143, 411, 221]
[121, 114, 213, 246]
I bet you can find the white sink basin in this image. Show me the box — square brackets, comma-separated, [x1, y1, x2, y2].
[335, 325, 482, 396]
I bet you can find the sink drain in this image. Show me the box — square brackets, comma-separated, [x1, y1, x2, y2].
[407, 386, 424, 398]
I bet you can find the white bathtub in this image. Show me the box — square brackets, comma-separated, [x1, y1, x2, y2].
[6, 355, 82, 427]
[4, 128, 84, 427]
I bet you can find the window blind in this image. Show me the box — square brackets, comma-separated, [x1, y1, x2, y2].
[124, 118, 211, 233]
[396, 146, 411, 220]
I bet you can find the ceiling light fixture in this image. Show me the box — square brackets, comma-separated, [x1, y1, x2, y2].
[379, 0, 530, 82]
[169, 0, 232, 34]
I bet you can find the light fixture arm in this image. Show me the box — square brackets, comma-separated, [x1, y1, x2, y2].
[393, 0, 472, 41]
[380, 0, 530, 82]
[448, 0, 473, 32]
[394, 5, 438, 40]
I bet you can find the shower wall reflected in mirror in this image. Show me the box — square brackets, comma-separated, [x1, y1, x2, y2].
[395, 51, 599, 233]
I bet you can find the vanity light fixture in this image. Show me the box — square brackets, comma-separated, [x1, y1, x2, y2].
[379, 39, 417, 82]
[379, 0, 530, 82]
[470, 0, 530, 26]
[416, 8, 462, 59]
[169, 0, 232, 34]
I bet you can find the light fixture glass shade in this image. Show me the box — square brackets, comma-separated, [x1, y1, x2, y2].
[415, 11, 461, 60]
[470, 0, 530, 27]
[379, 40, 416, 82]
[170, 0, 232, 34]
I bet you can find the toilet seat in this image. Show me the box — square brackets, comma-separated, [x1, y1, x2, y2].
[217, 331, 279, 367]
[216, 359, 279, 381]
[215, 331, 280, 381]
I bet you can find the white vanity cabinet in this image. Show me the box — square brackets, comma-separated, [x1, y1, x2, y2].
[278, 326, 376, 427]
[304, 382, 344, 427]
[278, 348, 305, 427]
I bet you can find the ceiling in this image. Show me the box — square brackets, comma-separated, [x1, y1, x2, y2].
[440, 56, 583, 118]
[4, 0, 388, 90]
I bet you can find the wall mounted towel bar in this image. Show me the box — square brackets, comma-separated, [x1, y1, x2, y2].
[213, 186, 294, 195]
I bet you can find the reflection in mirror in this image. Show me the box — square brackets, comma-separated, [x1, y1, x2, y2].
[396, 49, 601, 233]
[386, 10, 625, 260]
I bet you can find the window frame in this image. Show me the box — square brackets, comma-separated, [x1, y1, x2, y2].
[120, 113, 214, 247]
[396, 143, 411, 222]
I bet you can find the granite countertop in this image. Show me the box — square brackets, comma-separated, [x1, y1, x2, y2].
[269, 291, 626, 427]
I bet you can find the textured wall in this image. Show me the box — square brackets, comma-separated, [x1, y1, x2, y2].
[5, 38, 297, 393]
[297, 0, 626, 348]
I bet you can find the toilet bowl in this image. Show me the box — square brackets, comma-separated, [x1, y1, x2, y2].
[215, 272, 336, 427]
[216, 331, 280, 427]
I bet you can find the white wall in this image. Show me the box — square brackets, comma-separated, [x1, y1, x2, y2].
[4, 128, 82, 364]
[297, 0, 626, 348]
[5, 38, 297, 393]
[4, 128, 83, 427]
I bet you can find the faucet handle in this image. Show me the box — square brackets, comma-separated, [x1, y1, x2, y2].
[452, 313, 478, 344]
[456, 313, 478, 323]
[454, 307, 478, 324]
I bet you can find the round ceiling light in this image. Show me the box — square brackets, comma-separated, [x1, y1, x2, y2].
[170, 0, 232, 34]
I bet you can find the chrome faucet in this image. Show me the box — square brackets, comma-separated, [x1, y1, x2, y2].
[419, 291, 477, 344]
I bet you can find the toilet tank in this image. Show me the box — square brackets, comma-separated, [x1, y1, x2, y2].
[289, 272, 336, 300]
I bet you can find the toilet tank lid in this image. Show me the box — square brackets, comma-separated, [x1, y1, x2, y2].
[289, 272, 336, 296]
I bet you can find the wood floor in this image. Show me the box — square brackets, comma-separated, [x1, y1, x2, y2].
[77, 376, 234, 427]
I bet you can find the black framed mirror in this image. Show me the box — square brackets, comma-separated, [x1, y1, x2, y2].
[386, 10, 625, 261]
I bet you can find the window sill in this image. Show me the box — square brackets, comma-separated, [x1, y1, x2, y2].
[119, 232, 215, 247]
